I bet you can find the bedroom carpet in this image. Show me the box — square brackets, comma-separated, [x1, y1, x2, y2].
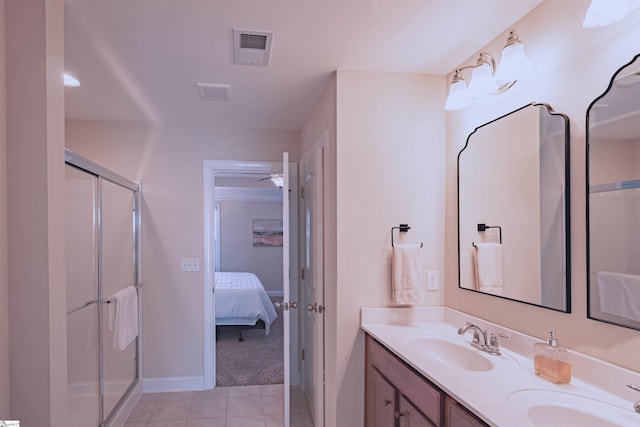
[216, 312, 284, 387]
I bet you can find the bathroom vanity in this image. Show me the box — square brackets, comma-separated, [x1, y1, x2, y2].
[361, 307, 640, 427]
[366, 333, 486, 426]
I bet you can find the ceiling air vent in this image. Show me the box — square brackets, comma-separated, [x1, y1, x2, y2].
[196, 83, 231, 101]
[233, 28, 273, 66]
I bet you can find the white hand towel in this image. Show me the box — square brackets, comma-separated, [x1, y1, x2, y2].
[392, 244, 425, 305]
[108, 286, 139, 351]
[596, 271, 640, 322]
[474, 243, 503, 296]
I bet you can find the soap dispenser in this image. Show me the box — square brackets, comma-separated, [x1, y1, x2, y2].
[534, 328, 571, 384]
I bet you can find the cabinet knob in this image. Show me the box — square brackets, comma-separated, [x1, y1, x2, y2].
[394, 410, 407, 419]
[383, 399, 393, 406]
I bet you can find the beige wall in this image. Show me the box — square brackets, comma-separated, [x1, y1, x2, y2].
[6, 0, 67, 424]
[334, 70, 446, 426]
[0, 0, 9, 417]
[218, 200, 283, 293]
[65, 120, 299, 380]
[445, 0, 640, 373]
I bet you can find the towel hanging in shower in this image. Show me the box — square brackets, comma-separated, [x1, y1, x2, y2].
[108, 285, 139, 351]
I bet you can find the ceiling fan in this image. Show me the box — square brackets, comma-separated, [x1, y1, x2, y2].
[257, 173, 284, 187]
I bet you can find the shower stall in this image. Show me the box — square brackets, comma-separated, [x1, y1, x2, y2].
[65, 148, 142, 426]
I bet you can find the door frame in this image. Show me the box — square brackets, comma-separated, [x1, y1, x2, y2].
[202, 159, 299, 389]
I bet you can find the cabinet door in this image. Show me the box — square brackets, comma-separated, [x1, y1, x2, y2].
[367, 368, 396, 427]
[397, 396, 435, 427]
[444, 396, 487, 427]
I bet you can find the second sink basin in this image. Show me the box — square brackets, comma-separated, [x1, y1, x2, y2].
[507, 389, 639, 427]
[407, 337, 493, 372]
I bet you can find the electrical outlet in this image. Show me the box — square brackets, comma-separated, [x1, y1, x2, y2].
[181, 258, 200, 272]
[427, 270, 439, 290]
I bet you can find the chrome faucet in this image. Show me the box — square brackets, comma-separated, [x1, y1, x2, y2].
[457, 322, 507, 356]
[457, 322, 488, 349]
[627, 384, 640, 413]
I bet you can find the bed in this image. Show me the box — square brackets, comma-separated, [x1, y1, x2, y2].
[214, 272, 278, 339]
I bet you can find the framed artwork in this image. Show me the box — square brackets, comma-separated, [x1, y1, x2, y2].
[253, 219, 283, 247]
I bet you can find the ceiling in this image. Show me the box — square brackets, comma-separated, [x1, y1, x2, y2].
[63, 0, 543, 131]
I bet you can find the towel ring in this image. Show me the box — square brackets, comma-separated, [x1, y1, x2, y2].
[391, 224, 423, 248]
[477, 223, 502, 244]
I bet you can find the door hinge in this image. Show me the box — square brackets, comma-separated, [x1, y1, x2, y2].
[301, 268, 305, 280]
[300, 186, 304, 199]
[301, 348, 305, 361]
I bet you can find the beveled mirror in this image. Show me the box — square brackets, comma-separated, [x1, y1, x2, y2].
[587, 53, 640, 331]
[458, 103, 570, 312]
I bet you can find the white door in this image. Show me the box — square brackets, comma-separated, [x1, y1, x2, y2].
[301, 145, 325, 426]
[281, 152, 292, 426]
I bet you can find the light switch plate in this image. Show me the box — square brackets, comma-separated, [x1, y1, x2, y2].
[181, 258, 200, 272]
[427, 270, 439, 290]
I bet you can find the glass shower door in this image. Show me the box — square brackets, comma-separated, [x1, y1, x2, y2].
[100, 179, 138, 421]
[66, 164, 100, 427]
[66, 157, 140, 427]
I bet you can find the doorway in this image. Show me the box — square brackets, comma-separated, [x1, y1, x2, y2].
[202, 158, 306, 423]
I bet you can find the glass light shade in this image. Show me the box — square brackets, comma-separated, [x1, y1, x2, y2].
[444, 79, 473, 111]
[63, 73, 81, 87]
[468, 63, 497, 98]
[582, 0, 640, 28]
[495, 42, 532, 83]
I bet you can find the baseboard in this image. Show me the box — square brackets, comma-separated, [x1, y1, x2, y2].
[143, 376, 205, 393]
[267, 290, 284, 298]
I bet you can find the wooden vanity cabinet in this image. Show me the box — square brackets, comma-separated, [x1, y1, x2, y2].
[365, 334, 488, 427]
[444, 396, 487, 427]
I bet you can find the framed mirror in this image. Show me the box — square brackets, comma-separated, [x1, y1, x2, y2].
[587, 53, 640, 331]
[458, 103, 570, 312]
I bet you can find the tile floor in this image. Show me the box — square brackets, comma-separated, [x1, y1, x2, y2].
[124, 384, 314, 427]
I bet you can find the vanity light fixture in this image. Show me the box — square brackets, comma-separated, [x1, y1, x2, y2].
[582, 0, 640, 28]
[444, 29, 532, 111]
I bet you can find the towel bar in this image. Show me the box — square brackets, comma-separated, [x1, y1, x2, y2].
[391, 224, 423, 248]
[475, 223, 502, 245]
[105, 283, 143, 303]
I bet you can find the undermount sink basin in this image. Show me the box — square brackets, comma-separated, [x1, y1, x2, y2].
[507, 389, 639, 427]
[407, 337, 493, 372]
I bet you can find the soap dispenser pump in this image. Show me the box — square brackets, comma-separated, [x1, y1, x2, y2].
[534, 328, 571, 384]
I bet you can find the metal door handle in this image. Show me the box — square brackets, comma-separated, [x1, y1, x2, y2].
[275, 301, 298, 310]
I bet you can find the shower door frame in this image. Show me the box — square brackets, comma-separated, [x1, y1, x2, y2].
[65, 148, 142, 427]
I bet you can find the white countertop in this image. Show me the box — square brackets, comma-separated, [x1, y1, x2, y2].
[361, 307, 640, 427]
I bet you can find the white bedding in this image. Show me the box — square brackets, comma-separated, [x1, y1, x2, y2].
[214, 272, 278, 335]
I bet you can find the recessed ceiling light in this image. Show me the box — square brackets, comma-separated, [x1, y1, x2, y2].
[63, 73, 81, 88]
